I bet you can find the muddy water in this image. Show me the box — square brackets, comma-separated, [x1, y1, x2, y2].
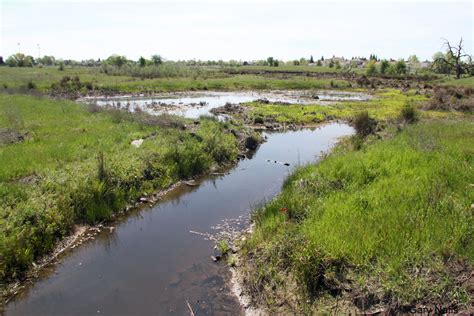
[81, 90, 370, 118]
[6, 123, 353, 316]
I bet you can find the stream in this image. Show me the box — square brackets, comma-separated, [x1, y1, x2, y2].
[6, 123, 353, 315]
[6, 90, 357, 315]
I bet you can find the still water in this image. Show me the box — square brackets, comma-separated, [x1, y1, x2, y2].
[6, 124, 353, 315]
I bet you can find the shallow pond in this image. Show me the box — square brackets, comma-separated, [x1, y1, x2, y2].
[80, 90, 370, 119]
[6, 123, 354, 315]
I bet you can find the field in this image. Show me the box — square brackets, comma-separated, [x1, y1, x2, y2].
[0, 66, 351, 94]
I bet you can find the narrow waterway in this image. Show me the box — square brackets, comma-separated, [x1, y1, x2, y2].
[6, 123, 353, 315]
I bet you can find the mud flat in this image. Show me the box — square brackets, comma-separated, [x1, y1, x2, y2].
[79, 90, 371, 118]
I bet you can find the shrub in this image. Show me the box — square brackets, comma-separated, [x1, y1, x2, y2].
[399, 102, 418, 124]
[26, 80, 36, 90]
[227, 255, 236, 267]
[380, 60, 390, 74]
[352, 111, 376, 137]
[394, 60, 407, 75]
[218, 239, 230, 256]
[84, 82, 94, 90]
[366, 60, 377, 76]
[350, 135, 364, 150]
[254, 116, 264, 124]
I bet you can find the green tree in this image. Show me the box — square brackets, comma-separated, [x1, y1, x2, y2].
[394, 60, 407, 74]
[266, 57, 274, 67]
[380, 59, 390, 74]
[432, 52, 451, 74]
[408, 55, 419, 64]
[408, 55, 420, 71]
[366, 60, 377, 76]
[328, 60, 334, 68]
[369, 54, 378, 61]
[138, 56, 146, 67]
[309, 55, 314, 63]
[38, 55, 56, 66]
[151, 54, 163, 65]
[316, 60, 322, 66]
[5, 53, 34, 67]
[106, 55, 127, 68]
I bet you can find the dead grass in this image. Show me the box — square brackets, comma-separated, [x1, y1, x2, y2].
[424, 86, 474, 112]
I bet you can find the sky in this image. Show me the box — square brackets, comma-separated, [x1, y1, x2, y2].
[1, 0, 472, 62]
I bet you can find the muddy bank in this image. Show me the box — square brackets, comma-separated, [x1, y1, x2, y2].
[210, 102, 347, 131]
[232, 243, 473, 315]
[0, 128, 26, 145]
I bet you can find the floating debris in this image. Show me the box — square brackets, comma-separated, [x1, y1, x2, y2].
[266, 159, 290, 166]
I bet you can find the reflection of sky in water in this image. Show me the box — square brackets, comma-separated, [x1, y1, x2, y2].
[6, 123, 354, 316]
[85, 91, 370, 119]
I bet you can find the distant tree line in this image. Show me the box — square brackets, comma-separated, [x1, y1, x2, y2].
[366, 59, 407, 76]
[1, 38, 471, 79]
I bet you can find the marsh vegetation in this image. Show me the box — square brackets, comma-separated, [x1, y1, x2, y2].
[1, 46, 473, 313]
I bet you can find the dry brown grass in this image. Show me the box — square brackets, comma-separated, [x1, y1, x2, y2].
[425, 86, 474, 112]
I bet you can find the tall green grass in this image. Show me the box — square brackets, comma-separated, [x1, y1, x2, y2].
[244, 120, 474, 308]
[0, 94, 239, 281]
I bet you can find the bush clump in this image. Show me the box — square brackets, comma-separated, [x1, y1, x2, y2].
[352, 111, 377, 137]
[399, 101, 418, 124]
[26, 80, 36, 90]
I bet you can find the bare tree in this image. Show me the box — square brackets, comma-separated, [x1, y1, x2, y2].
[434, 38, 473, 79]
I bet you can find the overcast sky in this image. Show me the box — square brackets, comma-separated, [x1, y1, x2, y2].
[1, 0, 472, 61]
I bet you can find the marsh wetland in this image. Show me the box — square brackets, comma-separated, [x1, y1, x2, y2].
[1, 57, 473, 315]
